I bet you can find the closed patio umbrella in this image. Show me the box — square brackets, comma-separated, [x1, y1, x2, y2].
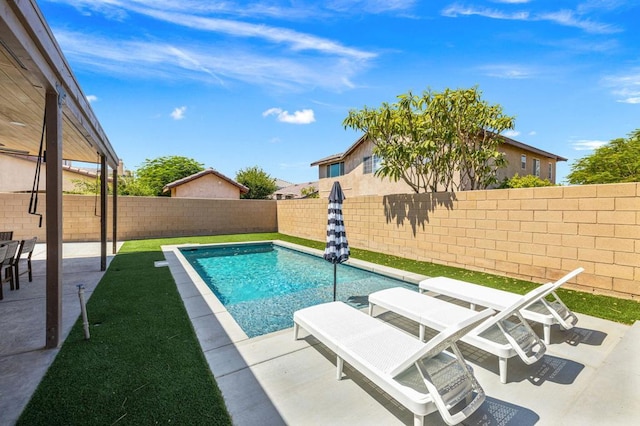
[323, 181, 350, 301]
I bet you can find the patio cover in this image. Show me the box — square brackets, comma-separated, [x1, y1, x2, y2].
[0, 0, 119, 348]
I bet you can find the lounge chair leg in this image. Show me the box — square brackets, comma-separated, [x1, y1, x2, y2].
[293, 323, 299, 340]
[543, 324, 551, 345]
[368, 304, 374, 316]
[336, 356, 344, 380]
[499, 357, 508, 384]
[470, 303, 476, 311]
[413, 414, 424, 426]
[419, 324, 425, 342]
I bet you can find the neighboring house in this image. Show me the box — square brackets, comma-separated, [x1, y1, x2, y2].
[274, 178, 294, 190]
[272, 181, 318, 199]
[311, 135, 567, 197]
[163, 169, 249, 199]
[0, 153, 121, 193]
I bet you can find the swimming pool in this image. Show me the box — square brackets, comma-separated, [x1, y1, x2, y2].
[179, 242, 420, 338]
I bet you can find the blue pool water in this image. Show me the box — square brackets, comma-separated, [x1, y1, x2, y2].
[180, 243, 418, 338]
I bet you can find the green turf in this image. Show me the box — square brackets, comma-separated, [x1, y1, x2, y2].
[19, 232, 639, 425]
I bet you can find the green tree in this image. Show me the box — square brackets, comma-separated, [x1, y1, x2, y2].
[136, 156, 204, 196]
[301, 186, 319, 198]
[236, 166, 277, 199]
[500, 173, 555, 188]
[567, 129, 640, 185]
[69, 178, 102, 195]
[117, 174, 155, 196]
[343, 87, 515, 192]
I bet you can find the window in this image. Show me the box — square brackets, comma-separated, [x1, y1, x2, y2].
[327, 162, 344, 178]
[548, 163, 553, 181]
[533, 159, 541, 177]
[363, 155, 382, 174]
[520, 154, 526, 169]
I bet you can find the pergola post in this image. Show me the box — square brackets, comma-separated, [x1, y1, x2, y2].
[45, 90, 63, 349]
[112, 169, 118, 255]
[100, 155, 107, 271]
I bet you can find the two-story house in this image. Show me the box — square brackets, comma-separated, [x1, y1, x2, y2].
[311, 135, 567, 197]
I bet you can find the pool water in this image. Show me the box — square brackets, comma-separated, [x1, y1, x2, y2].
[180, 243, 417, 338]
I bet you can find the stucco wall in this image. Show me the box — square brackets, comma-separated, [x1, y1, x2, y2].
[0, 194, 277, 241]
[278, 183, 640, 300]
[0, 154, 96, 193]
[498, 144, 558, 184]
[172, 174, 241, 199]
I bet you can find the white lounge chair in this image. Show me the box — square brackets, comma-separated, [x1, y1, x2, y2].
[418, 268, 584, 344]
[369, 283, 553, 384]
[293, 301, 494, 426]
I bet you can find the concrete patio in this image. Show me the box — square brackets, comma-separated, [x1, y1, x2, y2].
[0, 242, 121, 425]
[1, 242, 638, 425]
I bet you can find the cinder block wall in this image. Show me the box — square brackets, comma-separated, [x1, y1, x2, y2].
[0, 194, 277, 241]
[277, 183, 640, 299]
[3, 183, 639, 298]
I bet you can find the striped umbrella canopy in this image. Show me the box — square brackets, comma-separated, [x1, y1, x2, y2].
[323, 181, 350, 301]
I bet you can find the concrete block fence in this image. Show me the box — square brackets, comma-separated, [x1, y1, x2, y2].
[0, 194, 277, 242]
[1, 183, 639, 299]
[278, 183, 640, 300]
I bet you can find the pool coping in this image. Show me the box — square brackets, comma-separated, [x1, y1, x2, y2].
[162, 240, 428, 344]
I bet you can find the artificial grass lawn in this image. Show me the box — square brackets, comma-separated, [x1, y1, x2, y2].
[19, 233, 640, 425]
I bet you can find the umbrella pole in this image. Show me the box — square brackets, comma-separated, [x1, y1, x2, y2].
[333, 264, 337, 301]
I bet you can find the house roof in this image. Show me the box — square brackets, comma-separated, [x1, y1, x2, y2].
[7, 154, 110, 178]
[499, 135, 568, 162]
[273, 181, 318, 198]
[274, 178, 294, 189]
[162, 169, 249, 193]
[310, 133, 567, 166]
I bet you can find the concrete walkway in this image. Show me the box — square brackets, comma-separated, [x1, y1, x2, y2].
[1, 242, 637, 425]
[0, 242, 120, 426]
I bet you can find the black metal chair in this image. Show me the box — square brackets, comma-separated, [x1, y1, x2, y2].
[15, 237, 37, 289]
[0, 241, 19, 300]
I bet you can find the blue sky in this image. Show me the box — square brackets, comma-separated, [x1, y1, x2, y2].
[39, 0, 639, 184]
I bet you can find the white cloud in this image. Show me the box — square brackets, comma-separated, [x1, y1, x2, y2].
[171, 106, 187, 120]
[478, 64, 536, 79]
[572, 140, 607, 150]
[263, 108, 316, 124]
[528, 131, 537, 136]
[53, 29, 365, 91]
[503, 130, 520, 138]
[537, 10, 619, 34]
[86, 95, 98, 103]
[442, 4, 621, 34]
[602, 70, 640, 104]
[442, 5, 530, 21]
[140, 9, 376, 61]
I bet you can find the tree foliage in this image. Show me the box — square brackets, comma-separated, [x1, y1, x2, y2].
[301, 186, 319, 198]
[69, 179, 102, 195]
[69, 175, 154, 196]
[567, 129, 640, 185]
[500, 173, 555, 188]
[136, 156, 204, 196]
[118, 175, 156, 196]
[343, 87, 515, 192]
[236, 166, 277, 199]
